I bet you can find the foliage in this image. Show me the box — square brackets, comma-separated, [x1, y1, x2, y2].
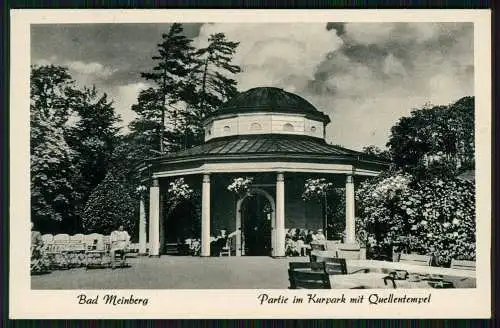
[31, 65, 121, 233]
[30, 65, 79, 231]
[134, 25, 241, 154]
[140, 23, 197, 153]
[165, 178, 195, 218]
[302, 178, 333, 200]
[356, 172, 475, 264]
[362, 145, 392, 161]
[81, 172, 136, 235]
[181, 33, 241, 145]
[65, 86, 120, 220]
[387, 96, 474, 178]
[227, 177, 254, 198]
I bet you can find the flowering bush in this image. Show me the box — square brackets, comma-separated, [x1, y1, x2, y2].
[406, 178, 475, 264]
[302, 178, 333, 201]
[356, 173, 413, 258]
[227, 177, 254, 197]
[356, 172, 475, 265]
[166, 178, 194, 217]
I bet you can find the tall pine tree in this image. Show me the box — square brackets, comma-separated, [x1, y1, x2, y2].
[140, 23, 196, 153]
[181, 33, 241, 146]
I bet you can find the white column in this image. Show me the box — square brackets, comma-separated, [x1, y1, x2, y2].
[138, 192, 147, 255]
[149, 178, 160, 256]
[201, 174, 211, 256]
[274, 172, 285, 257]
[345, 174, 356, 244]
[236, 204, 242, 256]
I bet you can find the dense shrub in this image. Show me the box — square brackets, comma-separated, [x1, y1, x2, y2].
[356, 172, 475, 265]
[81, 173, 136, 235]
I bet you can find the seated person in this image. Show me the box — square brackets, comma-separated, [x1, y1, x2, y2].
[31, 221, 50, 274]
[296, 229, 306, 256]
[315, 229, 326, 241]
[110, 225, 130, 268]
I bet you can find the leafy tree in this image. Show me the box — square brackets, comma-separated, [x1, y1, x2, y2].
[30, 65, 79, 232]
[362, 145, 392, 161]
[31, 65, 122, 233]
[65, 86, 120, 223]
[81, 172, 137, 236]
[387, 96, 474, 178]
[140, 23, 196, 153]
[181, 33, 241, 146]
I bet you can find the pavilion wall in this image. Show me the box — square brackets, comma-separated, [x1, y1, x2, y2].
[284, 175, 323, 231]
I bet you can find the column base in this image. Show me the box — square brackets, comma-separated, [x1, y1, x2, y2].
[138, 253, 148, 256]
[148, 254, 160, 258]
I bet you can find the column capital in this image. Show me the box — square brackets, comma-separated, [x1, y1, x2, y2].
[346, 175, 354, 184]
[151, 178, 159, 188]
[202, 173, 211, 183]
[276, 172, 284, 182]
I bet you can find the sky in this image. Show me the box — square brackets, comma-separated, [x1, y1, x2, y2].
[31, 22, 474, 150]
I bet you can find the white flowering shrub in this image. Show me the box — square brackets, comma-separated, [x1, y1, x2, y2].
[167, 178, 194, 203]
[302, 178, 333, 201]
[356, 172, 475, 265]
[406, 178, 475, 264]
[165, 178, 194, 217]
[135, 185, 147, 194]
[227, 177, 254, 197]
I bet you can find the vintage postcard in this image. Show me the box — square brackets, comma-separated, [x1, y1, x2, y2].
[10, 9, 491, 319]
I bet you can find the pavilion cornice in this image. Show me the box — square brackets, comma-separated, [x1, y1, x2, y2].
[150, 160, 382, 178]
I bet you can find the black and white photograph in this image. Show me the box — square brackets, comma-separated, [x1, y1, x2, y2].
[10, 10, 491, 319]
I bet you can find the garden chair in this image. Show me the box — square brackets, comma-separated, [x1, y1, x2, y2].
[84, 233, 109, 269]
[324, 258, 348, 275]
[289, 261, 326, 272]
[450, 259, 475, 271]
[109, 234, 130, 269]
[288, 269, 331, 289]
[45, 234, 71, 270]
[310, 242, 326, 251]
[127, 243, 140, 257]
[219, 238, 232, 256]
[68, 234, 86, 267]
[45, 242, 69, 270]
[41, 234, 54, 245]
[399, 253, 432, 266]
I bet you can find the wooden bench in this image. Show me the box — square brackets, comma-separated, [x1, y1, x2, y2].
[399, 253, 432, 266]
[288, 269, 331, 289]
[450, 259, 475, 271]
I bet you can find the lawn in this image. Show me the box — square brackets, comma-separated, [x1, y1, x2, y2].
[31, 256, 304, 289]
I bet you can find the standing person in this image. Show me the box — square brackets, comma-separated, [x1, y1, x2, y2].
[110, 225, 130, 269]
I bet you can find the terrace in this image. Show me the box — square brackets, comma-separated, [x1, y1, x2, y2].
[31, 255, 475, 290]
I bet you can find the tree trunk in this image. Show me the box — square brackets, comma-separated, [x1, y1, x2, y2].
[160, 68, 167, 153]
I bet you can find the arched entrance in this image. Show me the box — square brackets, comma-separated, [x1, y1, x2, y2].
[236, 188, 275, 256]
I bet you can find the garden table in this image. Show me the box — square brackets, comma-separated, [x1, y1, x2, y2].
[345, 259, 476, 278]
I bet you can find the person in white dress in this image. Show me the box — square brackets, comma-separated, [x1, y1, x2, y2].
[110, 225, 130, 269]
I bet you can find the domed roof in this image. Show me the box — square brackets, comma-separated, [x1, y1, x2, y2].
[216, 87, 330, 123]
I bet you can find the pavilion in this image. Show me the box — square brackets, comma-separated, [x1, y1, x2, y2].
[136, 87, 388, 258]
